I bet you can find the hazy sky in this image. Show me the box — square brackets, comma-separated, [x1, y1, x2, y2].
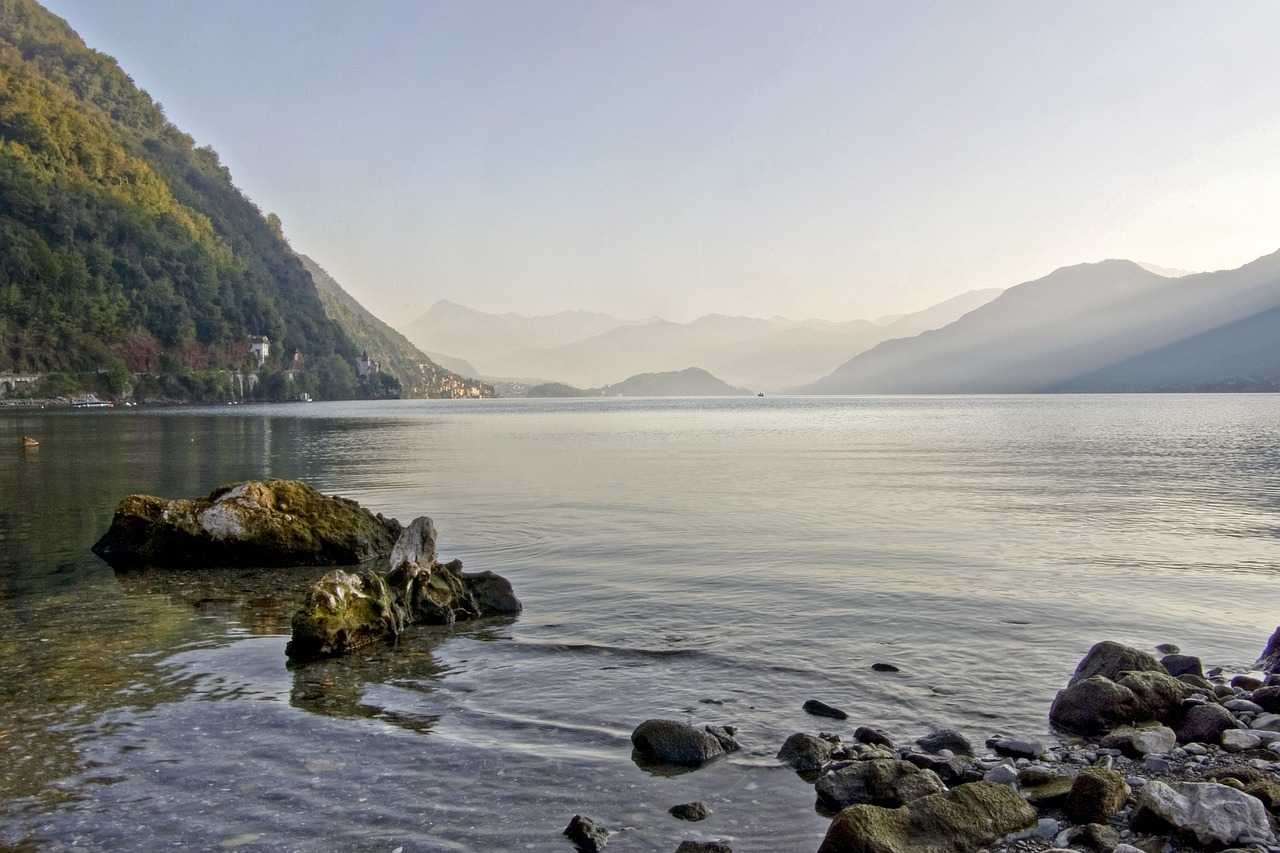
[45, 0, 1280, 324]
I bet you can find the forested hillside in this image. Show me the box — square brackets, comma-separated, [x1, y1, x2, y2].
[0, 0, 352, 385]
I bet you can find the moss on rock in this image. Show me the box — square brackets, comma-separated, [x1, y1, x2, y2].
[817, 781, 1036, 853]
[92, 480, 401, 569]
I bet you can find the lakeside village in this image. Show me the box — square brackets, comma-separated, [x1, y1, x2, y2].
[0, 335, 491, 409]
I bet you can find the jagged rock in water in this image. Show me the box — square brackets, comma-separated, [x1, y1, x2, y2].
[286, 516, 520, 660]
[816, 781, 1036, 853]
[564, 814, 609, 852]
[92, 480, 402, 569]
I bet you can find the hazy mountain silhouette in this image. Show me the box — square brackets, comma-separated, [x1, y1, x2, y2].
[403, 290, 1002, 390]
[806, 250, 1280, 393]
[527, 367, 750, 397]
[401, 301, 634, 369]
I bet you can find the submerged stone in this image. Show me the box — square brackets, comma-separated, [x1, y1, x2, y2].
[92, 479, 401, 569]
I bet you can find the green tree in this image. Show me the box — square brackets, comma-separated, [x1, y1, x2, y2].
[312, 355, 356, 401]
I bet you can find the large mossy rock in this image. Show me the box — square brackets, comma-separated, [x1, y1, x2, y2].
[1069, 641, 1167, 685]
[1049, 675, 1145, 734]
[815, 759, 945, 810]
[286, 517, 520, 660]
[816, 782, 1036, 853]
[1064, 767, 1129, 824]
[92, 480, 402, 569]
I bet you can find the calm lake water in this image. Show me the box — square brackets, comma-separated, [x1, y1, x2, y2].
[2, 395, 1279, 852]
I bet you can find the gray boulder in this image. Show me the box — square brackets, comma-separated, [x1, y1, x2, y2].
[1176, 703, 1238, 745]
[668, 801, 711, 821]
[915, 728, 973, 755]
[1161, 653, 1204, 678]
[777, 732, 834, 772]
[1049, 676, 1144, 733]
[815, 759, 945, 810]
[986, 736, 1045, 759]
[1132, 781, 1275, 847]
[1252, 685, 1280, 712]
[1100, 724, 1176, 758]
[632, 720, 735, 766]
[804, 699, 849, 720]
[1116, 670, 1191, 723]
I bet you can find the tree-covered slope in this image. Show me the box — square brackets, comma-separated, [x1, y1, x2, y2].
[0, 0, 353, 375]
[300, 254, 492, 398]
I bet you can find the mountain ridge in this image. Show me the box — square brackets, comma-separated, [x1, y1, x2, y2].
[805, 251, 1280, 394]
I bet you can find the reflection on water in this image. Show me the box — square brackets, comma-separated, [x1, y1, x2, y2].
[1, 396, 1279, 851]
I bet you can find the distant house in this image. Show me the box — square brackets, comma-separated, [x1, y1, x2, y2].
[248, 336, 270, 368]
[357, 350, 380, 379]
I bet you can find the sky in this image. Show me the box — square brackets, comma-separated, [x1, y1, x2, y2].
[43, 0, 1280, 324]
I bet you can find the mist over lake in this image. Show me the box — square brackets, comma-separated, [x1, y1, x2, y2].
[3, 396, 1278, 851]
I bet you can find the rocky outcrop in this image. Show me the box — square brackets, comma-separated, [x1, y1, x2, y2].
[286, 516, 520, 660]
[1132, 781, 1274, 847]
[92, 480, 402, 569]
[631, 720, 739, 767]
[1049, 642, 1194, 734]
[816, 782, 1036, 853]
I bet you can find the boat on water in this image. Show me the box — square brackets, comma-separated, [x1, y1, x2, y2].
[21, 435, 39, 448]
[70, 394, 113, 409]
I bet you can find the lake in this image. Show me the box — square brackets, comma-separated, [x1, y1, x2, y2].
[2, 395, 1278, 852]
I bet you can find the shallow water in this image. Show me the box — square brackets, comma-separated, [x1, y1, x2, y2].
[1, 395, 1278, 852]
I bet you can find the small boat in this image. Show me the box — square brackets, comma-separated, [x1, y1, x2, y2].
[21, 436, 39, 448]
[70, 394, 113, 409]
[757, 392, 765, 397]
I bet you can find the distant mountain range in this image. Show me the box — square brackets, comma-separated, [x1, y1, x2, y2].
[300, 256, 491, 398]
[806, 251, 1280, 393]
[400, 289, 1001, 391]
[527, 367, 750, 398]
